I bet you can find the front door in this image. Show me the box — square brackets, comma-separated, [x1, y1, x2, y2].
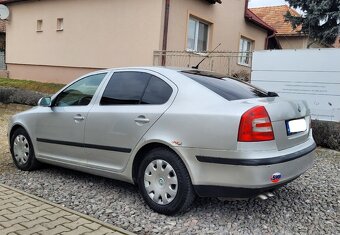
[35, 73, 108, 165]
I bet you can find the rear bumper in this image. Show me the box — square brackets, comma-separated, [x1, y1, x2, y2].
[175, 137, 315, 198]
[194, 176, 299, 198]
[196, 142, 316, 166]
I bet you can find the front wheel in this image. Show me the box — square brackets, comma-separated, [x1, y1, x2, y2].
[10, 128, 40, 171]
[138, 147, 195, 215]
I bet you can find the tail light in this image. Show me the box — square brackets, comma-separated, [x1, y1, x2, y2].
[238, 106, 274, 142]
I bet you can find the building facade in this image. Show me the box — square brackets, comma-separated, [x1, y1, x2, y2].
[2, 0, 272, 83]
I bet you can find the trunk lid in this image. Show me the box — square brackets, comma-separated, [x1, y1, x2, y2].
[238, 97, 311, 150]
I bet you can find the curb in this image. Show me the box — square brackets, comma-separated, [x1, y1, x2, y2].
[0, 183, 135, 235]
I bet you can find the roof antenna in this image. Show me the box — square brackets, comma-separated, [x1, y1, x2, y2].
[192, 43, 221, 69]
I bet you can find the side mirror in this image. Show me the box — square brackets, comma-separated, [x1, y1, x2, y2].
[267, 91, 279, 97]
[38, 97, 52, 107]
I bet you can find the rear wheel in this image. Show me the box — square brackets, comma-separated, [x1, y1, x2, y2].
[138, 147, 195, 215]
[10, 128, 40, 171]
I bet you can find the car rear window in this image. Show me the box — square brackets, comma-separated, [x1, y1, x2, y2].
[180, 70, 269, 101]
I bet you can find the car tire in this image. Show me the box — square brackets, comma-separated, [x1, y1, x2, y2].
[10, 128, 40, 171]
[138, 147, 196, 215]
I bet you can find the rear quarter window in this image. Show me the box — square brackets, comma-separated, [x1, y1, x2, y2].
[141, 76, 173, 104]
[180, 70, 269, 101]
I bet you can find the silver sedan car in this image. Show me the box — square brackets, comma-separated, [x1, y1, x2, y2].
[8, 67, 315, 215]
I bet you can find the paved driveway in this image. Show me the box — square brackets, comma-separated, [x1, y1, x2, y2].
[0, 104, 339, 234]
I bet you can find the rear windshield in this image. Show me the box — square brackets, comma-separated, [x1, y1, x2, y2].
[180, 70, 269, 101]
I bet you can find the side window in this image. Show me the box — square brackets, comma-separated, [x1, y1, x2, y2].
[54, 73, 106, 107]
[141, 76, 173, 104]
[100, 72, 150, 105]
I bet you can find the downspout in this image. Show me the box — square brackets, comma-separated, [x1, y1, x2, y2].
[244, 0, 248, 14]
[161, 0, 170, 66]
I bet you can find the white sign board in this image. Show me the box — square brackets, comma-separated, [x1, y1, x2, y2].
[251, 49, 340, 122]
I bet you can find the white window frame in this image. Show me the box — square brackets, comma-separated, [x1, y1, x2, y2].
[187, 17, 209, 52]
[238, 37, 253, 66]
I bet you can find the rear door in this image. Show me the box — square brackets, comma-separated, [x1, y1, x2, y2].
[84, 70, 177, 171]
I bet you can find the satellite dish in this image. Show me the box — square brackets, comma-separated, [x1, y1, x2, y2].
[0, 5, 9, 20]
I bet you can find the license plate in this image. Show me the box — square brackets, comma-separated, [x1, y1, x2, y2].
[286, 118, 307, 135]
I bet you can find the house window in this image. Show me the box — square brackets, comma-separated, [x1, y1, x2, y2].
[36, 20, 43, 32]
[239, 37, 253, 66]
[187, 17, 209, 52]
[57, 18, 64, 31]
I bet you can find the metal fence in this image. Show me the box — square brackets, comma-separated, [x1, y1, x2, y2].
[0, 51, 5, 70]
[153, 50, 252, 81]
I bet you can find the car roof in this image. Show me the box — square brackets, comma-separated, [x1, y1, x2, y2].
[105, 66, 228, 78]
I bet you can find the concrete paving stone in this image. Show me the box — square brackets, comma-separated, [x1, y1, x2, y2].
[1, 216, 29, 227]
[28, 204, 54, 213]
[12, 195, 31, 202]
[83, 222, 103, 230]
[12, 199, 36, 207]
[39, 225, 70, 235]
[23, 210, 52, 220]
[0, 209, 14, 216]
[21, 217, 50, 228]
[63, 217, 92, 230]
[0, 202, 17, 210]
[0, 184, 131, 235]
[2, 189, 13, 194]
[27, 200, 45, 207]
[8, 202, 35, 213]
[45, 207, 62, 214]
[0, 193, 16, 199]
[1, 223, 26, 234]
[4, 209, 32, 219]
[0, 215, 9, 222]
[16, 224, 49, 235]
[43, 210, 71, 221]
[41, 217, 70, 229]
[61, 225, 91, 235]
[63, 214, 79, 221]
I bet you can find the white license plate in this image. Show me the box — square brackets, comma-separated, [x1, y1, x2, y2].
[287, 118, 307, 135]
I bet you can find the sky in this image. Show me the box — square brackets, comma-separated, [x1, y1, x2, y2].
[248, 0, 288, 8]
[248, 0, 303, 14]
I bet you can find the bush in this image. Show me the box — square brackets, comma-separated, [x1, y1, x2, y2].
[312, 120, 340, 151]
[0, 87, 48, 106]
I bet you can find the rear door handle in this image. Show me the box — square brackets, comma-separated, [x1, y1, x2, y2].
[73, 114, 85, 121]
[134, 115, 150, 124]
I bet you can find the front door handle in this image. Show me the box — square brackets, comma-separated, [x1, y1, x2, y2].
[73, 114, 85, 121]
[134, 115, 150, 124]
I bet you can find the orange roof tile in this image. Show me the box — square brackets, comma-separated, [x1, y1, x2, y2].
[250, 5, 302, 35]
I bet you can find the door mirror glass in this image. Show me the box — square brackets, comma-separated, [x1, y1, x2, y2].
[38, 97, 52, 107]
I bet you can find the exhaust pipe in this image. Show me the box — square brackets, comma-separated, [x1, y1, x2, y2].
[266, 192, 275, 197]
[257, 194, 268, 200]
[257, 192, 275, 200]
